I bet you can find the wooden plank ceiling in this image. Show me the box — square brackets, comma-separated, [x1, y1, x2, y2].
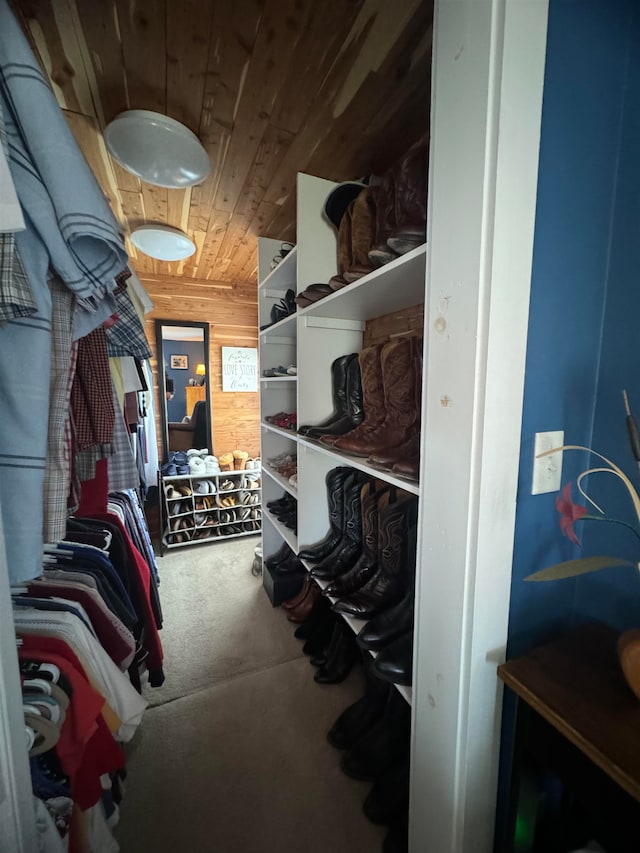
[11, 0, 432, 294]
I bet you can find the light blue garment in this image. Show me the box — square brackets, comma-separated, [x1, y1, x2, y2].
[0, 223, 50, 583]
[0, 0, 127, 339]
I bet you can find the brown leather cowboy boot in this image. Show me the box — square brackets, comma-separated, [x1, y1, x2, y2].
[343, 186, 377, 283]
[323, 343, 386, 447]
[367, 337, 422, 474]
[387, 138, 428, 255]
[329, 200, 355, 290]
[333, 337, 417, 457]
[369, 169, 399, 268]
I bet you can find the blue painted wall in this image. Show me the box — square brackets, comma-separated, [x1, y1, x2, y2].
[496, 0, 640, 844]
[508, 0, 638, 660]
[164, 339, 206, 423]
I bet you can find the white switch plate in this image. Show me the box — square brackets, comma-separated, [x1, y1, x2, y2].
[532, 430, 564, 494]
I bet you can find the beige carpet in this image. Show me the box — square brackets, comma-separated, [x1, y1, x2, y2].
[143, 537, 301, 707]
[116, 537, 385, 853]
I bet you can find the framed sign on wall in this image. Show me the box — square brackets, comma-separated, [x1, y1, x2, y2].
[221, 347, 258, 392]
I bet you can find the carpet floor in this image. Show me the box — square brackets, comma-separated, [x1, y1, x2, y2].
[115, 537, 386, 853]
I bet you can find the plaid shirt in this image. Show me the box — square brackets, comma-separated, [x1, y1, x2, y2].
[105, 269, 152, 360]
[70, 326, 115, 450]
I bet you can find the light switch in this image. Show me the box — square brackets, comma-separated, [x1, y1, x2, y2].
[531, 430, 564, 495]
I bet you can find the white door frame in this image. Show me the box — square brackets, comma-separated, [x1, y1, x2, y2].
[410, 1, 549, 851]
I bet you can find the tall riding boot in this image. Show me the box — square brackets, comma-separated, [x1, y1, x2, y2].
[334, 337, 417, 458]
[325, 343, 386, 447]
[314, 621, 359, 684]
[327, 661, 392, 749]
[363, 751, 411, 825]
[298, 354, 353, 435]
[297, 467, 351, 561]
[340, 685, 411, 780]
[324, 482, 389, 598]
[387, 137, 428, 255]
[333, 492, 418, 619]
[372, 630, 414, 686]
[309, 472, 365, 581]
[368, 168, 399, 268]
[343, 186, 377, 282]
[305, 354, 363, 438]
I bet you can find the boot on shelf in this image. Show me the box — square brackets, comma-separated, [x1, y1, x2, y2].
[286, 580, 322, 623]
[293, 595, 332, 640]
[322, 344, 385, 447]
[282, 574, 312, 610]
[303, 354, 363, 439]
[342, 186, 377, 283]
[368, 168, 399, 268]
[310, 615, 344, 667]
[357, 586, 414, 652]
[298, 355, 354, 436]
[327, 662, 392, 750]
[340, 685, 411, 781]
[323, 482, 389, 598]
[334, 336, 418, 458]
[383, 810, 409, 853]
[264, 542, 294, 570]
[387, 138, 428, 256]
[328, 198, 355, 291]
[301, 606, 339, 658]
[309, 472, 365, 581]
[372, 630, 414, 686]
[366, 337, 423, 479]
[333, 491, 418, 619]
[297, 467, 351, 562]
[362, 752, 410, 826]
[314, 621, 360, 684]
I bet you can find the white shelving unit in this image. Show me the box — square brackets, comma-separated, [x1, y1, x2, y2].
[160, 469, 261, 551]
[258, 172, 423, 707]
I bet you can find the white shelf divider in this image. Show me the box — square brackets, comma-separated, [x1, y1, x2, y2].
[263, 510, 298, 553]
[262, 463, 298, 498]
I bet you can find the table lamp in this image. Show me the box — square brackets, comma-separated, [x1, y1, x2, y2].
[195, 363, 206, 386]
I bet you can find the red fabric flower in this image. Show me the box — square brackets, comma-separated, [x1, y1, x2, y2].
[556, 482, 588, 546]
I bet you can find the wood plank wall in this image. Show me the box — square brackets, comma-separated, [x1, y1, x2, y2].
[142, 277, 261, 460]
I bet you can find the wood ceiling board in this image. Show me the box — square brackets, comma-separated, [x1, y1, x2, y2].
[209, 0, 315, 214]
[18, 0, 93, 116]
[73, 0, 129, 124]
[116, 0, 167, 115]
[166, 0, 215, 133]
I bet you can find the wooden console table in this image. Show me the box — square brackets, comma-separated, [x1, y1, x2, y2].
[498, 623, 640, 852]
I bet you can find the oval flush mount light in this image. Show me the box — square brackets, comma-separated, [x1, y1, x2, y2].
[131, 225, 196, 261]
[104, 110, 210, 188]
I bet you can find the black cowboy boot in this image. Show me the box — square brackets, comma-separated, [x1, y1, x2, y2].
[297, 467, 351, 562]
[310, 472, 366, 581]
[305, 354, 363, 439]
[298, 354, 354, 435]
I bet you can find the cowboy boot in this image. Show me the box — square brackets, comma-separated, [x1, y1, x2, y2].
[369, 168, 399, 268]
[323, 483, 389, 598]
[343, 186, 377, 283]
[333, 491, 418, 619]
[372, 630, 414, 686]
[309, 472, 366, 581]
[367, 337, 422, 473]
[305, 354, 363, 438]
[333, 337, 417, 457]
[329, 200, 354, 290]
[387, 138, 428, 255]
[297, 467, 352, 562]
[323, 343, 386, 447]
[327, 660, 392, 749]
[298, 354, 354, 436]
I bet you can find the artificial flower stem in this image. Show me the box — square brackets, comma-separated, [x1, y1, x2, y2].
[580, 513, 640, 543]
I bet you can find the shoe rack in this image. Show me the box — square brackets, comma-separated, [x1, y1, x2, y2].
[160, 470, 262, 552]
[258, 173, 426, 708]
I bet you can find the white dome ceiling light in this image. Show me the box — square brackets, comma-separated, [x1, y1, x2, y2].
[104, 110, 210, 188]
[130, 225, 196, 261]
